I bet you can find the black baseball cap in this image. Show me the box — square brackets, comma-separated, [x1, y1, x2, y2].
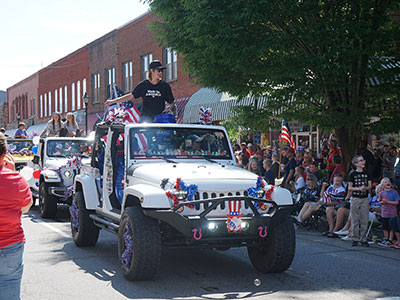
[149, 60, 166, 70]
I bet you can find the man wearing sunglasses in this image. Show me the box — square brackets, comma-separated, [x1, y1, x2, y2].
[105, 60, 176, 123]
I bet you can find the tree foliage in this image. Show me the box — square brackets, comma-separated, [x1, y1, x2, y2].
[147, 0, 400, 165]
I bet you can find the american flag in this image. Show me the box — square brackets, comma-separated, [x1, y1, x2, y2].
[105, 84, 141, 124]
[280, 120, 295, 149]
[105, 84, 147, 149]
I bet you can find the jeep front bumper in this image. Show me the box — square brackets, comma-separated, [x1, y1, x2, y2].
[48, 186, 72, 200]
[143, 196, 293, 248]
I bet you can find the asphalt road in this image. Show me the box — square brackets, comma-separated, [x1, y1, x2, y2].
[20, 206, 400, 300]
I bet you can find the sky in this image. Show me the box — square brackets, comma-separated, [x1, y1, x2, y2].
[0, 0, 150, 91]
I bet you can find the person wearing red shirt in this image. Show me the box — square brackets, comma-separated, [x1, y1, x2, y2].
[0, 133, 33, 300]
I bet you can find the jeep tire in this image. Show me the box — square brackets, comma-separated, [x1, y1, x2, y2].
[118, 206, 161, 281]
[71, 191, 100, 247]
[247, 214, 295, 273]
[39, 182, 57, 219]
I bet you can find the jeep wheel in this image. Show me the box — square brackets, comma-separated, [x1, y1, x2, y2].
[118, 206, 161, 281]
[39, 182, 57, 219]
[70, 191, 100, 247]
[247, 214, 295, 273]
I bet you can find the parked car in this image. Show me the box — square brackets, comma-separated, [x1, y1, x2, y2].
[71, 122, 295, 281]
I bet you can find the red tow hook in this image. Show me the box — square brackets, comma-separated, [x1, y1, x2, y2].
[192, 228, 202, 240]
[258, 226, 268, 238]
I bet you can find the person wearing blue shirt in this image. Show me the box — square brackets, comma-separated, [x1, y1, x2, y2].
[14, 123, 28, 139]
[263, 159, 275, 185]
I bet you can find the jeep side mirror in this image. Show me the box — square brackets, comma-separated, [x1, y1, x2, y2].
[32, 155, 40, 165]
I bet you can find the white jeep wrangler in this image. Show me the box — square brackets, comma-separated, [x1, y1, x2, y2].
[33, 137, 91, 218]
[71, 122, 295, 281]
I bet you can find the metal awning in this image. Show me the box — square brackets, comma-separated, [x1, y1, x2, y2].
[182, 88, 271, 123]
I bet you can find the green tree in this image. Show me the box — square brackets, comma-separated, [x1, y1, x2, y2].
[147, 0, 400, 167]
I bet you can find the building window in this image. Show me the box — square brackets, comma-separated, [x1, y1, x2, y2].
[48, 92, 52, 116]
[141, 53, 152, 80]
[44, 93, 47, 117]
[30, 97, 35, 117]
[92, 73, 100, 103]
[82, 78, 87, 98]
[54, 90, 58, 113]
[106, 67, 115, 99]
[64, 86, 68, 112]
[77, 80, 81, 110]
[164, 48, 177, 81]
[59, 87, 63, 113]
[40, 95, 43, 118]
[71, 83, 75, 111]
[123, 61, 133, 92]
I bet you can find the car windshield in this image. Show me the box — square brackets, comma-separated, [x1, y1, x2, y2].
[7, 139, 33, 155]
[129, 127, 232, 160]
[47, 140, 90, 158]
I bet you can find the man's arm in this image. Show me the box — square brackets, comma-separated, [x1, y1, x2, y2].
[105, 93, 136, 106]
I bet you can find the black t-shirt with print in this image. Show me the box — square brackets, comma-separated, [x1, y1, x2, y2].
[349, 170, 370, 198]
[132, 80, 174, 119]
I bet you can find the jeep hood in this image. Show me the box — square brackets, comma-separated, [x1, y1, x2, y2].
[44, 157, 90, 169]
[131, 162, 259, 189]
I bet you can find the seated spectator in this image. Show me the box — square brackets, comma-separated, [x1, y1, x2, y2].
[292, 166, 306, 192]
[294, 174, 320, 223]
[329, 155, 345, 184]
[308, 162, 323, 182]
[248, 156, 262, 176]
[263, 159, 275, 185]
[320, 174, 347, 237]
[14, 123, 28, 139]
[300, 151, 314, 171]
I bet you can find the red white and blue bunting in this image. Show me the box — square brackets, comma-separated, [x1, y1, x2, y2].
[199, 106, 213, 125]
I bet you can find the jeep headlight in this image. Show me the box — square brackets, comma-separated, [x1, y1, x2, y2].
[62, 169, 74, 179]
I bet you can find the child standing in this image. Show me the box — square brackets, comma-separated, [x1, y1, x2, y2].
[377, 177, 400, 248]
[348, 154, 372, 247]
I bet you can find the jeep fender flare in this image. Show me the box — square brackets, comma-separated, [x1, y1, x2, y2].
[123, 184, 171, 209]
[74, 174, 98, 210]
[270, 186, 292, 206]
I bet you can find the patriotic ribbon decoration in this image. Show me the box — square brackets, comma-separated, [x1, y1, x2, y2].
[247, 177, 274, 210]
[199, 106, 213, 125]
[165, 178, 198, 210]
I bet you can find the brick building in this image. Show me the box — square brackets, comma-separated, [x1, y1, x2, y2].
[6, 12, 201, 133]
[7, 72, 38, 129]
[38, 46, 89, 126]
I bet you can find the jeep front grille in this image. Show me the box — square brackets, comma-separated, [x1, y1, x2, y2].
[192, 191, 250, 211]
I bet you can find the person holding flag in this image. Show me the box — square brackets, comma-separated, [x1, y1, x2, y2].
[105, 60, 176, 123]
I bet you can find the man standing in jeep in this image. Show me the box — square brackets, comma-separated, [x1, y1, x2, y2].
[105, 60, 176, 123]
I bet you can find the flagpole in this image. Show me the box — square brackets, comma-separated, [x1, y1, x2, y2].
[278, 140, 282, 179]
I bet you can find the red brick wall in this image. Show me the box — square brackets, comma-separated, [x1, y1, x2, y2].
[6, 72, 38, 126]
[38, 47, 89, 121]
[87, 30, 118, 115]
[117, 13, 200, 100]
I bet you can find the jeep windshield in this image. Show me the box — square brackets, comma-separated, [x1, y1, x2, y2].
[129, 127, 232, 160]
[47, 140, 90, 158]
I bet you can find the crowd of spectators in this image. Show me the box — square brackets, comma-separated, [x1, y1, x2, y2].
[234, 137, 400, 249]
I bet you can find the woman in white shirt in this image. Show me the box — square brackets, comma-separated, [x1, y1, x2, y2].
[63, 112, 79, 137]
[40, 112, 63, 137]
